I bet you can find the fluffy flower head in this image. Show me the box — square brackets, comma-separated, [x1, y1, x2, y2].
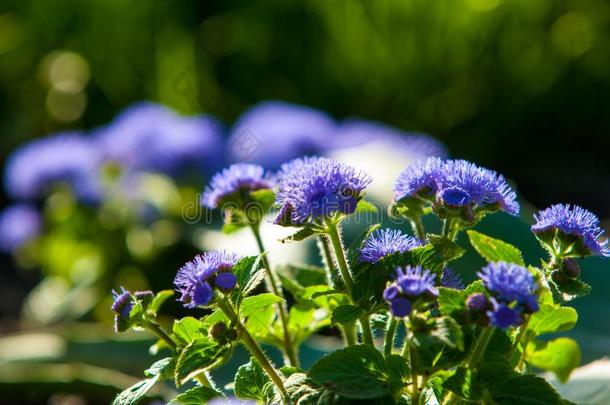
[359, 228, 422, 263]
[393, 157, 443, 202]
[174, 251, 240, 308]
[275, 158, 371, 225]
[202, 164, 274, 209]
[531, 204, 609, 257]
[477, 262, 537, 304]
[383, 265, 438, 317]
[441, 268, 465, 290]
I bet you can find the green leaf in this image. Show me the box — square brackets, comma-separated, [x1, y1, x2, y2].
[526, 337, 581, 383]
[222, 221, 247, 234]
[443, 367, 474, 400]
[172, 317, 205, 346]
[240, 293, 283, 316]
[279, 227, 317, 243]
[556, 278, 592, 301]
[174, 339, 227, 386]
[431, 316, 464, 351]
[528, 304, 578, 336]
[467, 230, 525, 266]
[464, 280, 485, 295]
[112, 377, 160, 405]
[308, 345, 390, 399]
[169, 386, 223, 404]
[488, 374, 564, 404]
[355, 199, 379, 214]
[232, 255, 264, 300]
[149, 290, 174, 315]
[144, 357, 174, 380]
[235, 358, 274, 402]
[438, 287, 467, 317]
[330, 305, 363, 325]
[249, 189, 276, 209]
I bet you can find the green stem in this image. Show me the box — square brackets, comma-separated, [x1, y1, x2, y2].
[218, 299, 287, 400]
[359, 313, 375, 346]
[410, 341, 420, 405]
[410, 217, 426, 241]
[442, 218, 454, 238]
[443, 327, 494, 405]
[384, 317, 398, 356]
[324, 221, 354, 293]
[250, 224, 299, 367]
[342, 322, 357, 346]
[325, 220, 376, 347]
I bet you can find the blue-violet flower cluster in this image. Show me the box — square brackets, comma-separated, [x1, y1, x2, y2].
[359, 228, 422, 263]
[383, 265, 438, 318]
[531, 204, 609, 257]
[477, 262, 539, 329]
[202, 164, 275, 209]
[174, 251, 239, 308]
[275, 157, 371, 225]
[0, 204, 42, 252]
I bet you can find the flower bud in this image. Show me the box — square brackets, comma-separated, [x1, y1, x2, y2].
[561, 259, 581, 279]
[210, 322, 228, 340]
[466, 293, 490, 313]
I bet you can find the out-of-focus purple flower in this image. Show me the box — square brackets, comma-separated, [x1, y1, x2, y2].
[227, 101, 336, 168]
[4, 132, 102, 202]
[274, 157, 371, 225]
[201, 163, 274, 209]
[383, 265, 438, 318]
[441, 268, 464, 290]
[329, 119, 447, 159]
[359, 228, 422, 263]
[95, 102, 224, 176]
[487, 298, 523, 329]
[0, 204, 42, 252]
[466, 293, 489, 313]
[174, 251, 240, 308]
[531, 204, 609, 257]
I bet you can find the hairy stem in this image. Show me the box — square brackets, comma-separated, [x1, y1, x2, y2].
[410, 217, 426, 241]
[384, 317, 398, 356]
[249, 224, 299, 367]
[442, 218, 454, 239]
[218, 299, 286, 400]
[325, 220, 375, 346]
[341, 322, 357, 346]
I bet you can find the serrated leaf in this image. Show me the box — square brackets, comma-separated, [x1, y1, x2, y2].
[112, 377, 159, 405]
[144, 357, 174, 379]
[438, 287, 467, 317]
[173, 317, 205, 346]
[528, 304, 578, 336]
[431, 316, 464, 351]
[488, 374, 564, 404]
[169, 386, 223, 404]
[149, 290, 174, 315]
[175, 339, 227, 386]
[443, 367, 474, 400]
[279, 227, 316, 243]
[308, 345, 389, 399]
[235, 358, 274, 402]
[467, 230, 525, 266]
[240, 293, 283, 316]
[464, 280, 485, 295]
[232, 255, 264, 300]
[526, 337, 580, 383]
[557, 278, 592, 301]
[330, 305, 363, 325]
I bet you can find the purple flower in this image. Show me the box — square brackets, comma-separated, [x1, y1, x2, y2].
[275, 158, 371, 225]
[95, 102, 224, 176]
[394, 157, 444, 202]
[329, 119, 448, 159]
[441, 268, 464, 290]
[0, 204, 41, 252]
[383, 265, 438, 318]
[487, 299, 523, 329]
[477, 262, 537, 304]
[174, 251, 240, 308]
[276, 156, 325, 182]
[531, 204, 609, 257]
[359, 228, 422, 263]
[466, 293, 490, 313]
[4, 132, 102, 202]
[201, 163, 274, 209]
[111, 287, 134, 319]
[437, 160, 519, 216]
[393, 158, 520, 217]
[227, 101, 335, 168]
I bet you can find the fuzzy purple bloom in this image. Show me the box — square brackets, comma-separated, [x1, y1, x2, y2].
[95, 102, 224, 176]
[4, 133, 102, 202]
[393, 157, 444, 202]
[384, 265, 438, 318]
[111, 287, 134, 319]
[275, 158, 371, 225]
[466, 293, 489, 313]
[477, 262, 537, 304]
[393, 158, 520, 217]
[227, 101, 336, 168]
[201, 163, 274, 209]
[0, 204, 42, 252]
[174, 251, 239, 308]
[276, 156, 325, 182]
[441, 268, 465, 290]
[215, 272, 237, 290]
[531, 204, 609, 257]
[487, 299, 523, 329]
[359, 228, 422, 263]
